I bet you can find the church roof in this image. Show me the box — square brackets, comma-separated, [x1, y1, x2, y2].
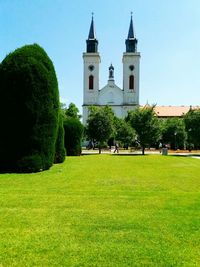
[88, 16, 96, 39]
[127, 14, 134, 39]
[125, 14, 137, 53]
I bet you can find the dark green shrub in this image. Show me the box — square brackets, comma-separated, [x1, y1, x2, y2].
[54, 112, 66, 163]
[17, 154, 43, 173]
[0, 44, 59, 172]
[64, 117, 83, 156]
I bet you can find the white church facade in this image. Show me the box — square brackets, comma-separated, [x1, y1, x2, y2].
[82, 15, 140, 125]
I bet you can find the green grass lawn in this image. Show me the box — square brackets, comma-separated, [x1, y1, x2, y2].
[0, 155, 200, 267]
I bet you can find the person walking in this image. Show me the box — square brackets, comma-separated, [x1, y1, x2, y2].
[114, 142, 119, 153]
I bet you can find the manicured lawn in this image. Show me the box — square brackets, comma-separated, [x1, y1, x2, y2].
[0, 155, 200, 266]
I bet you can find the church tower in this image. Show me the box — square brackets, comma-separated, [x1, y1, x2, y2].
[123, 14, 140, 109]
[82, 15, 100, 125]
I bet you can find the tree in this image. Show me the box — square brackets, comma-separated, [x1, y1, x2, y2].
[61, 102, 83, 156]
[86, 106, 115, 154]
[63, 117, 84, 156]
[0, 44, 60, 172]
[126, 106, 160, 155]
[114, 117, 136, 148]
[54, 112, 66, 163]
[64, 102, 81, 119]
[184, 109, 200, 149]
[161, 118, 186, 150]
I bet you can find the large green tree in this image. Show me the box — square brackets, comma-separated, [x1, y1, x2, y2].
[161, 118, 186, 150]
[126, 106, 160, 155]
[184, 109, 200, 149]
[86, 106, 115, 154]
[0, 44, 61, 172]
[114, 117, 136, 148]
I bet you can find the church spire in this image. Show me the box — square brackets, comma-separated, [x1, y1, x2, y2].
[88, 14, 96, 39]
[127, 13, 134, 39]
[125, 13, 138, 53]
[86, 14, 98, 53]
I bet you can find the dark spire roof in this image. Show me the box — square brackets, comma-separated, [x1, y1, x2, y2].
[109, 63, 114, 70]
[125, 13, 138, 53]
[88, 15, 96, 39]
[109, 64, 114, 80]
[127, 14, 134, 39]
[86, 15, 98, 53]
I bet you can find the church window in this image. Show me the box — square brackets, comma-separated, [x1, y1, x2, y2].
[129, 75, 134, 90]
[89, 75, 94, 90]
[129, 65, 135, 71]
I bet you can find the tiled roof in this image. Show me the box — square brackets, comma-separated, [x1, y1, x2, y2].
[141, 105, 200, 117]
[153, 106, 200, 117]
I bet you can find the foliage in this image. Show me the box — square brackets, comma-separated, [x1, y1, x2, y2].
[63, 117, 83, 156]
[86, 106, 115, 153]
[0, 44, 59, 172]
[114, 117, 136, 148]
[64, 102, 81, 119]
[16, 154, 43, 173]
[126, 106, 160, 154]
[184, 109, 200, 149]
[161, 118, 186, 149]
[54, 112, 66, 163]
[1, 155, 200, 266]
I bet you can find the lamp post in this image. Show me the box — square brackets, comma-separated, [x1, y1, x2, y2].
[188, 128, 192, 152]
[174, 132, 177, 150]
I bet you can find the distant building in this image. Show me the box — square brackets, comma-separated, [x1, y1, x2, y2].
[153, 106, 200, 118]
[82, 15, 140, 124]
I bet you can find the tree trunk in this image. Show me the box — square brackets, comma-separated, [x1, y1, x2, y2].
[142, 147, 145, 155]
[99, 147, 101, 154]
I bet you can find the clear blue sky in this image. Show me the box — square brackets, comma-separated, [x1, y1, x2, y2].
[0, 0, 200, 113]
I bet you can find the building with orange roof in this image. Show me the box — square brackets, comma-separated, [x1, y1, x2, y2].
[153, 106, 200, 118]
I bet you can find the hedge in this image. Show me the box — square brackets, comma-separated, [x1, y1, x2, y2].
[0, 44, 59, 172]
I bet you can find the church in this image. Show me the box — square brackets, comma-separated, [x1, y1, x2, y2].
[82, 15, 140, 125]
[82, 16, 199, 124]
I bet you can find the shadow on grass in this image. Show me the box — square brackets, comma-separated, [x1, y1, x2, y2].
[112, 153, 150, 156]
[0, 165, 53, 174]
[81, 153, 100, 156]
[81, 153, 150, 157]
[170, 154, 200, 158]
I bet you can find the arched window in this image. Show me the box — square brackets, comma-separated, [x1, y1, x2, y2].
[129, 75, 134, 90]
[89, 75, 94, 90]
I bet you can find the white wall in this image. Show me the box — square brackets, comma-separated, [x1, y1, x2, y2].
[98, 81, 123, 106]
[83, 53, 100, 105]
[123, 52, 140, 105]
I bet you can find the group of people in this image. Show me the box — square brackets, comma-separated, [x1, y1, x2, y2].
[86, 140, 120, 153]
